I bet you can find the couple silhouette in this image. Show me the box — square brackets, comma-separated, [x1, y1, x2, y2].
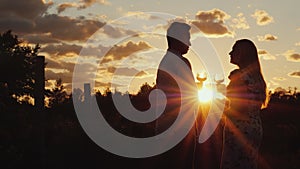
[154, 22, 267, 169]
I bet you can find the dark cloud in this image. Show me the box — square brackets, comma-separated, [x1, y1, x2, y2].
[41, 43, 82, 57]
[289, 54, 300, 61]
[288, 71, 300, 78]
[45, 69, 73, 83]
[0, 15, 105, 42]
[107, 66, 148, 77]
[78, 0, 109, 9]
[0, 0, 53, 34]
[56, 0, 109, 13]
[22, 34, 61, 44]
[57, 3, 77, 14]
[45, 58, 75, 72]
[34, 14, 105, 41]
[191, 8, 233, 37]
[0, 0, 52, 20]
[102, 24, 138, 39]
[80, 44, 110, 57]
[101, 41, 152, 63]
[0, 0, 105, 42]
[45, 60, 98, 85]
[0, 17, 35, 34]
[284, 50, 300, 62]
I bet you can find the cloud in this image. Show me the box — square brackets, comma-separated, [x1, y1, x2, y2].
[94, 81, 123, 90]
[78, 0, 110, 9]
[0, 0, 52, 20]
[0, 0, 53, 34]
[125, 11, 154, 19]
[95, 81, 112, 88]
[0, 12, 105, 42]
[273, 77, 286, 81]
[284, 50, 300, 62]
[107, 66, 148, 77]
[252, 10, 274, 26]
[57, 3, 78, 13]
[258, 34, 278, 41]
[288, 71, 300, 78]
[45, 58, 75, 72]
[35, 14, 105, 41]
[0, 1, 132, 44]
[45, 61, 98, 86]
[269, 80, 280, 87]
[258, 50, 276, 60]
[274, 87, 287, 93]
[102, 24, 138, 39]
[79, 44, 110, 57]
[45, 69, 73, 83]
[0, 17, 35, 34]
[41, 43, 82, 58]
[0, 0, 105, 42]
[191, 8, 233, 37]
[101, 41, 152, 63]
[231, 13, 249, 30]
[56, 0, 110, 13]
[22, 34, 61, 44]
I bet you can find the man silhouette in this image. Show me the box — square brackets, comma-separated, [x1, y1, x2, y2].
[155, 22, 198, 169]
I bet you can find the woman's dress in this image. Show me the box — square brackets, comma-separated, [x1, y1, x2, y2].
[221, 69, 264, 169]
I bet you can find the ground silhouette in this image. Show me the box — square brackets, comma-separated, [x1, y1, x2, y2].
[0, 31, 299, 169]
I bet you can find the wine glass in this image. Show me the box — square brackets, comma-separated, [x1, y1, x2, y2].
[214, 73, 224, 85]
[214, 73, 225, 95]
[196, 72, 207, 82]
[196, 72, 207, 89]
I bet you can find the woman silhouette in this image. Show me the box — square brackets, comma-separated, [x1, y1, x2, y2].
[220, 39, 268, 169]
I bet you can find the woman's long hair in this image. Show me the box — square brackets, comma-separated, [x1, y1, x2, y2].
[235, 39, 268, 108]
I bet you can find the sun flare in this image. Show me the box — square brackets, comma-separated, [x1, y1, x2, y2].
[198, 87, 213, 103]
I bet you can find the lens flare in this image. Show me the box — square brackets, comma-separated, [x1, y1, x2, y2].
[198, 87, 213, 102]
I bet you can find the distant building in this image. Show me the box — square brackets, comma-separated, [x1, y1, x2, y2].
[84, 83, 91, 103]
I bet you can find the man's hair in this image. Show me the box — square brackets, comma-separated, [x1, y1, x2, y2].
[166, 22, 191, 46]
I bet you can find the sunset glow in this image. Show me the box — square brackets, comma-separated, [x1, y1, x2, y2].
[198, 87, 213, 103]
[0, 1, 299, 168]
[0, 0, 297, 93]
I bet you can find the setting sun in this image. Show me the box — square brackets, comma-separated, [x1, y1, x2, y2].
[198, 87, 213, 103]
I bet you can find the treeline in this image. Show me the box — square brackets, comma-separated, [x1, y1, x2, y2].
[0, 30, 300, 169]
[0, 81, 299, 169]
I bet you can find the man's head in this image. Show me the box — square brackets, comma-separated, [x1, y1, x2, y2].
[167, 22, 191, 55]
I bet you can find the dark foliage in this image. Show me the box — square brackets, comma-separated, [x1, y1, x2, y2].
[1, 83, 299, 169]
[0, 31, 299, 169]
[0, 30, 41, 102]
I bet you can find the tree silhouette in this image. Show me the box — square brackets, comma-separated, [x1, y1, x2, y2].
[46, 78, 69, 108]
[136, 82, 154, 97]
[0, 30, 40, 103]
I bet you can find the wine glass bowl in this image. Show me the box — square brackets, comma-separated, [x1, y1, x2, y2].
[196, 72, 207, 82]
[214, 74, 224, 85]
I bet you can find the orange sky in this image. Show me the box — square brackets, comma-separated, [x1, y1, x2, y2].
[1, 0, 299, 94]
